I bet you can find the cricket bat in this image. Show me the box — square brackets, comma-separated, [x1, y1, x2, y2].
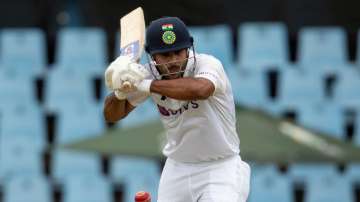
[119, 7, 145, 90]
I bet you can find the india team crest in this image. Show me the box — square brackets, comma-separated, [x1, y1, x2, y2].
[162, 31, 176, 44]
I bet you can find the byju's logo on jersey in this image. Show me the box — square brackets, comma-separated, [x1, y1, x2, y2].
[157, 101, 199, 116]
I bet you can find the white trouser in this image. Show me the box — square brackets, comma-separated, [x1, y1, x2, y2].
[157, 155, 251, 202]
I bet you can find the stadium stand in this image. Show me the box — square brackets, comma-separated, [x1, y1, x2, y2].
[0, 28, 46, 77]
[238, 22, 289, 70]
[0, 70, 37, 108]
[288, 163, 339, 184]
[55, 28, 107, 76]
[44, 67, 96, 112]
[0, 136, 43, 182]
[0, 103, 46, 151]
[189, 25, 234, 69]
[249, 170, 292, 202]
[110, 156, 160, 202]
[298, 27, 348, 67]
[62, 175, 112, 202]
[304, 174, 353, 202]
[1, 20, 360, 202]
[298, 102, 345, 139]
[278, 68, 325, 103]
[3, 176, 52, 202]
[227, 68, 268, 108]
[333, 68, 360, 106]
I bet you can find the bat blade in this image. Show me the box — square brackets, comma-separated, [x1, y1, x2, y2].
[120, 7, 145, 62]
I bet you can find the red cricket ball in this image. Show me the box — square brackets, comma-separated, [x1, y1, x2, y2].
[135, 191, 151, 202]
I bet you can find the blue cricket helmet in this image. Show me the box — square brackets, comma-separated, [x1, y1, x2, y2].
[145, 17, 193, 55]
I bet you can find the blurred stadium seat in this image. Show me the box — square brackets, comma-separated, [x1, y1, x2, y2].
[3, 176, 52, 202]
[54, 102, 104, 144]
[278, 68, 325, 104]
[298, 27, 348, 73]
[51, 102, 104, 183]
[0, 136, 43, 182]
[0, 70, 37, 108]
[52, 150, 102, 183]
[0, 28, 46, 77]
[45, 68, 96, 112]
[63, 175, 112, 202]
[238, 22, 289, 70]
[346, 163, 360, 183]
[228, 68, 268, 108]
[0, 103, 46, 150]
[249, 163, 281, 177]
[304, 174, 353, 202]
[298, 103, 345, 139]
[189, 25, 234, 69]
[288, 163, 339, 184]
[249, 170, 292, 202]
[110, 156, 160, 201]
[55, 28, 106, 76]
[333, 69, 360, 106]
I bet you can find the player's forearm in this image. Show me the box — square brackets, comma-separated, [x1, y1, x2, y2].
[103, 93, 135, 123]
[150, 77, 214, 100]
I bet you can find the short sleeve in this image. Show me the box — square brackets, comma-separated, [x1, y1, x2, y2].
[194, 55, 226, 94]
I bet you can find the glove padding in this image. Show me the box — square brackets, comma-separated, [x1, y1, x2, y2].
[104, 55, 151, 101]
[112, 62, 150, 93]
[104, 55, 132, 90]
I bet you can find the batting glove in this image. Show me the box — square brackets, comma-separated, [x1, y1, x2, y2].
[104, 55, 132, 90]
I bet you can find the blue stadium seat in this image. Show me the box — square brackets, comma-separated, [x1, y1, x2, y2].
[52, 150, 102, 183]
[250, 163, 282, 178]
[45, 68, 96, 112]
[110, 156, 160, 201]
[298, 27, 347, 68]
[228, 68, 268, 108]
[304, 174, 353, 202]
[0, 136, 43, 181]
[0, 28, 46, 77]
[63, 175, 112, 202]
[333, 69, 360, 106]
[189, 25, 234, 69]
[55, 28, 107, 76]
[249, 171, 292, 202]
[278, 68, 325, 104]
[55, 102, 104, 144]
[3, 176, 51, 202]
[288, 164, 339, 184]
[346, 163, 360, 183]
[298, 103, 345, 139]
[51, 103, 104, 183]
[238, 22, 289, 70]
[118, 99, 159, 129]
[0, 70, 37, 108]
[0, 103, 45, 151]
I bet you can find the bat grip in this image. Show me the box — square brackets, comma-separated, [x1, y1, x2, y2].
[123, 81, 131, 88]
[121, 81, 133, 93]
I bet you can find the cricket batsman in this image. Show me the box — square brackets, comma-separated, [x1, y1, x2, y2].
[104, 17, 251, 202]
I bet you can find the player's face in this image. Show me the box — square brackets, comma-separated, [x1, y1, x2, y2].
[153, 49, 188, 80]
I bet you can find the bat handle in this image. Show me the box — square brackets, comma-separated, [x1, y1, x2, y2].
[123, 81, 131, 88]
[121, 81, 133, 93]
